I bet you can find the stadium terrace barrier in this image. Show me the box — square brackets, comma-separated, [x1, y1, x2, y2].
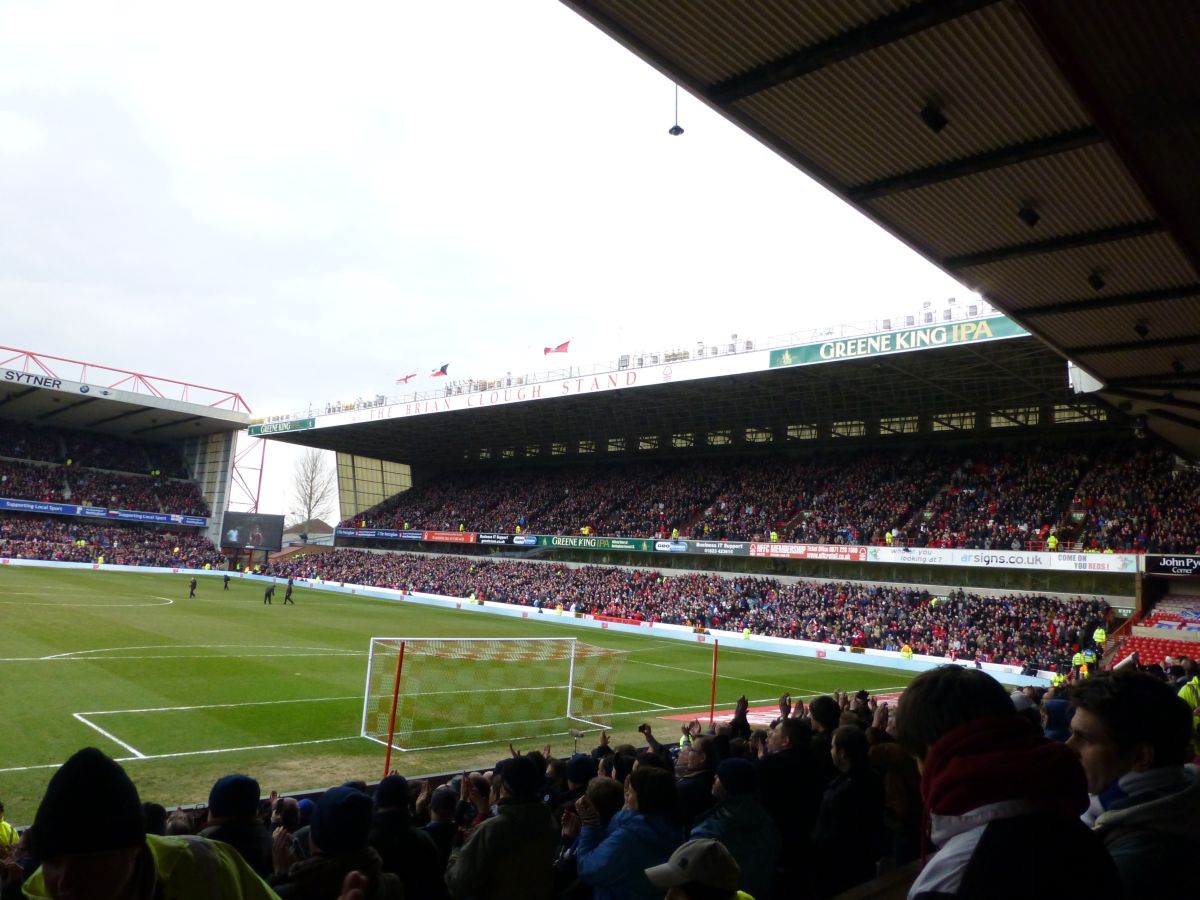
[1, 558, 1051, 687]
[332, 526, 1141, 575]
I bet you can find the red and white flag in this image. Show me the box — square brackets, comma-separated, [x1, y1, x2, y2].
[544, 340, 570, 356]
[395, 372, 417, 385]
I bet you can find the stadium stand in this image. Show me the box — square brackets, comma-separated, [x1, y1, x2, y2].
[265, 549, 1106, 671]
[0, 514, 224, 568]
[0, 418, 209, 516]
[342, 441, 1200, 552]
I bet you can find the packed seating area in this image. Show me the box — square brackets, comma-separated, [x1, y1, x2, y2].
[345, 442, 1200, 552]
[0, 418, 208, 516]
[2, 663, 1195, 899]
[265, 549, 1105, 671]
[1069, 446, 1200, 553]
[0, 513, 224, 568]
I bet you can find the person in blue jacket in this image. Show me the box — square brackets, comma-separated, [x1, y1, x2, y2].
[575, 764, 682, 899]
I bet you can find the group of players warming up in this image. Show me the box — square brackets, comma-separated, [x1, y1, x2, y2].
[187, 574, 295, 605]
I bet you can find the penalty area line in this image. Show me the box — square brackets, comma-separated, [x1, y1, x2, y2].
[72, 713, 146, 759]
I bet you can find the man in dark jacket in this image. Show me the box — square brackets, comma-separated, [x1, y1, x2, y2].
[691, 757, 779, 900]
[199, 775, 273, 879]
[676, 736, 718, 832]
[810, 726, 884, 898]
[445, 755, 558, 900]
[273, 786, 401, 900]
[1068, 670, 1200, 896]
[368, 774, 444, 900]
[758, 714, 825, 890]
[897, 666, 1120, 899]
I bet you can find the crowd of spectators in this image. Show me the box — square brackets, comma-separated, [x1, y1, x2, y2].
[0, 460, 209, 517]
[1069, 446, 1200, 554]
[899, 445, 1088, 550]
[0, 420, 61, 462]
[345, 442, 1200, 551]
[5, 662, 1195, 900]
[266, 550, 1105, 671]
[0, 514, 224, 568]
[0, 460, 63, 503]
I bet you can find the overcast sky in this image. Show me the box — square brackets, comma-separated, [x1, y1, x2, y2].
[1, 0, 973, 519]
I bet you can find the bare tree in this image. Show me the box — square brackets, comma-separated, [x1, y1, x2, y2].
[289, 448, 336, 534]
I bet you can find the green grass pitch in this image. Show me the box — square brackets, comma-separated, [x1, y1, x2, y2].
[0, 566, 914, 824]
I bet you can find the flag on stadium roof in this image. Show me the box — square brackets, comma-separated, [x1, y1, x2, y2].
[430, 364, 449, 377]
[544, 340, 570, 355]
[395, 372, 417, 384]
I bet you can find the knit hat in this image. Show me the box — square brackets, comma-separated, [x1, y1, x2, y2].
[430, 785, 458, 816]
[374, 774, 408, 810]
[645, 838, 740, 891]
[716, 757, 757, 796]
[297, 797, 315, 825]
[497, 755, 541, 799]
[565, 753, 598, 786]
[311, 786, 373, 856]
[208, 774, 260, 819]
[32, 747, 145, 860]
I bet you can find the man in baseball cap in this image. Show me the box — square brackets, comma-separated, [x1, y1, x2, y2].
[645, 838, 751, 900]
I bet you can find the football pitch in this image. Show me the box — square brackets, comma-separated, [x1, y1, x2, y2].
[0, 566, 913, 823]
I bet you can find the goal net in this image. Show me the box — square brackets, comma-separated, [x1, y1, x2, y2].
[361, 637, 625, 753]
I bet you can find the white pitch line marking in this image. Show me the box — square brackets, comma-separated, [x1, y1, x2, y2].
[72, 713, 146, 759]
[0, 596, 175, 608]
[81, 695, 363, 716]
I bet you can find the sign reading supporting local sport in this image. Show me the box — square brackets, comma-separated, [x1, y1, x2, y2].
[768, 316, 1027, 369]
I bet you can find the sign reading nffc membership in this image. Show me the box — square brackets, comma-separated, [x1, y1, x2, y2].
[220, 511, 285, 551]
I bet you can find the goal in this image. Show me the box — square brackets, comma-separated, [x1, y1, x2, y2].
[361, 637, 625, 755]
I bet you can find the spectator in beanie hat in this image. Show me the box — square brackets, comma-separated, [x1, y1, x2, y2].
[446, 755, 557, 900]
[690, 758, 779, 900]
[199, 774, 272, 878]
[273, 785, 401, 900]
[22, 747, 276, 900]
[368, 774, 442, 900]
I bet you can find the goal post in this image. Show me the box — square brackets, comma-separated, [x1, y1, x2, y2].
[361, 637, 625, 754]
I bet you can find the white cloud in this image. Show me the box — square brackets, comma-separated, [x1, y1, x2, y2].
[2, 1, 973, 514]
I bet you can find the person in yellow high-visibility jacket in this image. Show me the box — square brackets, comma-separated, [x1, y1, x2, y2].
[1093, 626, 1107, 649]
[1180, 675, 1200, 753]
[900, 644, 914, 661]
[0, 800, 17, 851]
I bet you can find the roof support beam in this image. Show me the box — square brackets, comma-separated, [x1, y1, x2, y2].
[1146, 408, 1200, 432]
[849, 127, 1102, 201]
[945, 220, 1163, 269]
[1106, 370, 1200, 388]
[1067, 333, 1200, 355]
[1019, 284, 1200, 319]
[709, 0, 996, 104]
[1104, 389, 1200, 416]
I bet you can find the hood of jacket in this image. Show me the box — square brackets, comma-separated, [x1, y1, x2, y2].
[922, 714, 1087, 846]
[694, 795, 776, 837]
[1095, 766, 1200, 841]
[1042, 698, 1072, 741]
[607, 808, 681, 851]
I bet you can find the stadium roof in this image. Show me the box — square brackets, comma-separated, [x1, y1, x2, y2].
[0, 347, 249, 440]
[560, 0, 1200, 456]
[267, 330, 1109, 469]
